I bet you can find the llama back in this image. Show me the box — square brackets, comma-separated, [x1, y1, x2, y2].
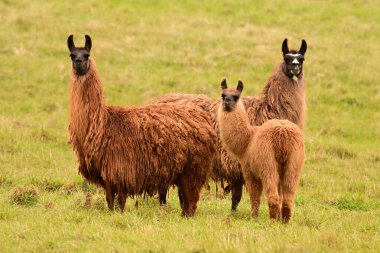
[153, 93, 215, 112]
[257, 119, 304, 164]
[99, 104, 216, 196]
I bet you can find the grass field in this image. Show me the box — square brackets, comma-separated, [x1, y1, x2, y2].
[1, 0, 380, 252]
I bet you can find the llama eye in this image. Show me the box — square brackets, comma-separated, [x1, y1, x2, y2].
[233, 96, 239, 101]
[84, 54, 90, 59]
[221, 94, 226, 99]
[70, 54, 75, 59]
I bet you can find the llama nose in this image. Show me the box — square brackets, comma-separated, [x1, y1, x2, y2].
[75, 59, 83, 64]
[224, 97, 232, 104]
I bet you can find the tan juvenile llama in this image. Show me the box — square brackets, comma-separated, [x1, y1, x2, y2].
[217, 78, 305, 222]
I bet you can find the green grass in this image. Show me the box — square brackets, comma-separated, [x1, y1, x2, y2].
[0, 0, 379, 252]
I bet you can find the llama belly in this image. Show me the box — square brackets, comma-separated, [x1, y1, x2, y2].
[99, 138, 188, 196]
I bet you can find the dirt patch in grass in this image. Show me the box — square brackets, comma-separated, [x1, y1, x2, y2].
[75, 193, 106, 211]
[9, 185, 39, 206]
[36, 179, 64, 192]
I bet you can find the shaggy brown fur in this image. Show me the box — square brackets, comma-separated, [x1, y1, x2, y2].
[154, 39, 307, 211]
[217, 79, 304, 223]
[67, 35, 216, 217]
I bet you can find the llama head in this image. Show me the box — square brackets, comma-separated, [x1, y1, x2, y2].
[67, 34, 92, 76]
[281, 38, 307, 78]
[220, 78, 243, 112]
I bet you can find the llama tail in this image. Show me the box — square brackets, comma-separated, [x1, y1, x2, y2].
[272, 122, 303, 164]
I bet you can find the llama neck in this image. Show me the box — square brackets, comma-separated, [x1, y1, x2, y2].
[69, 58, 106, 143]
[217, 100, 253, 160]
[260, 63, 306, 129]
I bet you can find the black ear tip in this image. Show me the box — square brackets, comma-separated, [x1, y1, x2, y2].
[237, 80, 244, 92]
[85, 35, 92, 44]
[67, 34, 75, 50]
[282, 38, 289, 53]
[84, 34, 92, 51]
[221, 78, 227, 89]
[299, 39, 307, 54]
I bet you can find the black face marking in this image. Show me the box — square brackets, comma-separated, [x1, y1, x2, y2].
[220, 79, 244, 112]
[69, 48, 91, 75]
[221, 93, 240, 112]
[281, 39, 308, 79]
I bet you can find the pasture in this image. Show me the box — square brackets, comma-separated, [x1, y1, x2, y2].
[0, 0, 379, 252]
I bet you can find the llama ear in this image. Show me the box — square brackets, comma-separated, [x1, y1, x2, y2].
[299, 39, 307, 55]
[221, 78, 228, 90]
[67, 34, 75, 52]
[85, 35, 92, 52]
[237, 80, 244, 92]
[282, 38, 289, 55]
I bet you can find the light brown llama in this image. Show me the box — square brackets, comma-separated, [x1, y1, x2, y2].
[67, 35, 216, 217]
[155, 38, 307, 211]
[217, 78, 304, 222]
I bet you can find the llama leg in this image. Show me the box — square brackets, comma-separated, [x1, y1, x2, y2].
[260, 169, 281, 220]
[250, 176, 263, 217]
[281, 189, 294, 223]
[117, 191, 127, 213]
[178, 187, 184, 209]
[242, 169, 262, 217]
[252, 149, 281, 220]
[176, 182, 189, 217]
[104, 181, 116, 211]
[159, 187, 168, 205]
[231, 178, 244, 211]
[281, 157, 303, 223]
[263, 180, 281, 220]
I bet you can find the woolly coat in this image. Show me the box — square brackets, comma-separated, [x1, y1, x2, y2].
[217, 97, 305, 221]
[154, 63, 306, 183]
[69, 59, 217, 197]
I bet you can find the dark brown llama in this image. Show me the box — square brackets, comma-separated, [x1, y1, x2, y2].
[217, 79, 304, 222]
[67, 35, 216, 217]
[155, 39, 307, 211]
